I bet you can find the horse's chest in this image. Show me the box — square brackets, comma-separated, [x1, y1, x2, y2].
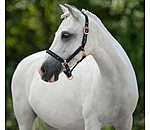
[29, 80, 84, 129]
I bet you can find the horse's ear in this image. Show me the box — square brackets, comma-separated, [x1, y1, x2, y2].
[59, 4, 68, 14]
[65, 4, 78, 18]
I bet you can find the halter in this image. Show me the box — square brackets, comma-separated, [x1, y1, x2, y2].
[46, 12, 89, 80]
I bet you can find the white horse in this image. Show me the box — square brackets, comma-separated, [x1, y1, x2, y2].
[11, 4, 139, 130]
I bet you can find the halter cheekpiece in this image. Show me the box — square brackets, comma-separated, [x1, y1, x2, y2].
[46, 12, 89, 80]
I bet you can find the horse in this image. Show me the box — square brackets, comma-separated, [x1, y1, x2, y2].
[11, 4, 139, 130]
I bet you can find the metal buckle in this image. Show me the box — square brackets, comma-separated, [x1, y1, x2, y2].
[84, 27, 89, 35]
[61, 60, 69, 69]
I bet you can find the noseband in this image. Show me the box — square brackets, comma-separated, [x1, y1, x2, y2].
[46, 12, 89, 80]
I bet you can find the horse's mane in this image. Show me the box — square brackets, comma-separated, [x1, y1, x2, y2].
[61, 6, 105, 30]
[82, 9, 103, 27]
[82, 9, 111, 36]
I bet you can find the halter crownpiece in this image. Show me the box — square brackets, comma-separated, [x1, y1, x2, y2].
[46, 12, 89, 80]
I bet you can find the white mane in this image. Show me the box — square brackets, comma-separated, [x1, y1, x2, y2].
[82, 9, 113, 38]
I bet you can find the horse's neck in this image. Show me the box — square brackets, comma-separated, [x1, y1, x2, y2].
[90, 18, 128, 82]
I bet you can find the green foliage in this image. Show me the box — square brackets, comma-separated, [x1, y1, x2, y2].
[34, 117, 47, 130]
[6, 0, 144, 129]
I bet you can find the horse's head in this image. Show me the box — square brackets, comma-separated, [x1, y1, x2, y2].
[38, 4, 92, 82]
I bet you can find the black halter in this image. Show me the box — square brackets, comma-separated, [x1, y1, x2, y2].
[46, 12, 89, 80]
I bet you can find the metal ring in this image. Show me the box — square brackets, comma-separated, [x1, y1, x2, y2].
[67, 75, 73, 80]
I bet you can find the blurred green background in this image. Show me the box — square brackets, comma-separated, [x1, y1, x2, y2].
[6, 0, 144, 129]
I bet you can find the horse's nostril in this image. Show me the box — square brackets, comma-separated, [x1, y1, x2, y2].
[41, 66, 46, 73]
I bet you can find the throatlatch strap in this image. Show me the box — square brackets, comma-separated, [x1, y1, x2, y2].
[66, 46, 83, 63]
[46, 12, 89, 79]
[70, 54, 87, 73]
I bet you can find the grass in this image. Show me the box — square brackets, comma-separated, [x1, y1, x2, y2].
[34, 117, 115, 130]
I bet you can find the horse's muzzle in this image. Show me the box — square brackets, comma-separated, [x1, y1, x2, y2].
[38, 58, 62, 83]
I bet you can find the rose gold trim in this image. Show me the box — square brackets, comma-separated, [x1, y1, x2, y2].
[67, 75, 73, 80]
[61, 60, 69, 69]
[84, 27, 89, 35]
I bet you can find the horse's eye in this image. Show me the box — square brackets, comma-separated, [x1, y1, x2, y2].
[62, 33, 70, 39]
